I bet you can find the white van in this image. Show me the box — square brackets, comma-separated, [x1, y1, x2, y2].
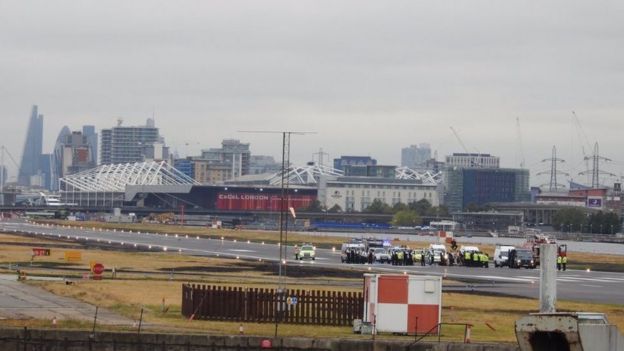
[428, 244, 448, 264]
[494, 245, 516, 267]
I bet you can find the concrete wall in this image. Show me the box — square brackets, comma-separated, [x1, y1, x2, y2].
[0, 328, 519, 351]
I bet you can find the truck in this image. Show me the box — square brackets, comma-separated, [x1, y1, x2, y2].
[493, 244, 516, 267]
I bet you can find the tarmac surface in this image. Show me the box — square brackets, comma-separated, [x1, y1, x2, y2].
[0, 274, 133, 325]
[1, 220, 623, 305]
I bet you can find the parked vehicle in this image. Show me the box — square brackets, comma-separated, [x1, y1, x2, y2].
[428, 244, 448, 265]
[494, 245, 516, 267]
[371, 248, 391, 263]
[508, 248, 536, 269]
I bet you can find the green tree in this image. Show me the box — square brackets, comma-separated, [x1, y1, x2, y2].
[427, 205, 450, 217]
[392, 202, 408, 213]
[552, 208, 587, 232]
[588, 211, 621, 234]
[303, 200, 323, 212]
[392, 210, 422, 227]
[408, 199, 432, 216]
[364, 199, 392, 214]
[328, 204, 342, 213]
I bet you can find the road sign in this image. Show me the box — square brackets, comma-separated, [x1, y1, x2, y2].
[92, 263, 104, 275]
[64, 251, 82, 262]
[92, 263, 104, 281]
[32, 248, 50, 256]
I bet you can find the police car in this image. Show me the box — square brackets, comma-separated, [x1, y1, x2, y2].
[295, 244, 316, 260]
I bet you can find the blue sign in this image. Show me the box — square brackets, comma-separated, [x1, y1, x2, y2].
[587, 198, 602, 208]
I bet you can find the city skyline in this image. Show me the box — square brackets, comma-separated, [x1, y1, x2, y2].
[1, 105, 622, 189]
[2, 1, 624, 187]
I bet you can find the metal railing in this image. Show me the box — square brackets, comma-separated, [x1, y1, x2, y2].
[412, 322, 473, 344]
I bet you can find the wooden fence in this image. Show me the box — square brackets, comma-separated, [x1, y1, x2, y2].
[182, 284, 363, 326]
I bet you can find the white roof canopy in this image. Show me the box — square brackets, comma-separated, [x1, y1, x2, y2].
[60, 161, 199, 192]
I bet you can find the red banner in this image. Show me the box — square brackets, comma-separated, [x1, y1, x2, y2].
[32, 248, 50, 256]
[216, 193, 315, 211]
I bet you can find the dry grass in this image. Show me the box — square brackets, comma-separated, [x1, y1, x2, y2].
[3, 228, 624, 343]
[33, 279, 624, 342]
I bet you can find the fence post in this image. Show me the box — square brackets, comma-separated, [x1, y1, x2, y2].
[414, 316, 418, 341]
[464, 324, 472, 343]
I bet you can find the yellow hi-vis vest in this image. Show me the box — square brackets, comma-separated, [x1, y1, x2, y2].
[557, 256, 562, 264]
[562, 256, 567, 264]
[465, 252, 471, 260]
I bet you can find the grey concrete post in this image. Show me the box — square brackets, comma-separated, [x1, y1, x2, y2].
[539, 243, 557, 313]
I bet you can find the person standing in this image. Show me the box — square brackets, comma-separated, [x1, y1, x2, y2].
[562, 255, 567, 271]
[420, 251, 426, 266]
[556, 255, 562, 271]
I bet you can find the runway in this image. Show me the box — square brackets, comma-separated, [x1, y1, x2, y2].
[1, 220, 622, 305]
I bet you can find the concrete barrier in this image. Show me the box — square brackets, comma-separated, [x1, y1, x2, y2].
[0, 327, 520, 351]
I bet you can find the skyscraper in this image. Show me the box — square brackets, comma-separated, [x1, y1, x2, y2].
[82, 125, 98, 165]
[51, 127, 96, 190]
[18, 105, 44, 186]
[401, 144, 431, 169]
[100, 118, 164, 164]
[200, 139, 251, 180]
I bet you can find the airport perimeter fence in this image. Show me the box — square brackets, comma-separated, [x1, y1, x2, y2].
[182, 284, 363, 326]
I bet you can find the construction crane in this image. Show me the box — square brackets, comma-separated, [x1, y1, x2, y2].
[571, 111, 592, 183]
[450, 127, 482, 168]
[516, 117, 526, 169]
[450, 126, 470, 153]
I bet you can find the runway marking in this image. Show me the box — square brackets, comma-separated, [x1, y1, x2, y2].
[471, 275, 535, 283]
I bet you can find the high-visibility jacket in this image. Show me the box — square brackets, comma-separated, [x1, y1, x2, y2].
[481, 254, 488, 262]
[562, 256, 567, 264]
[465, 252, 471, 261]
[397, 251, 404, 260]
[557, 256, 562, 264]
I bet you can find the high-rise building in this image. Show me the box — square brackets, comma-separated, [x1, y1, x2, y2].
[343, 165, 396, 178]
[250, 155, 281, 175]
[50, 126, 72, 190]
[0, 166, 7, 189]
[82, 125, 98, 165]
[401, 144, 431, 169]
[18, 105, 44, 186]
[200, 139, 250, 180]
[53, 129, 96, 188]
[445, 153, 500, 169]
[173, 158, 195, 179]
[37, 154, 53, 189]
[100, 118, 164, 164]
[333, 156, 377, 172]
[444, 168, 530, 212]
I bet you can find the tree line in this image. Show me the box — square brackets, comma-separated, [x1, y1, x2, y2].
[552, 207, 621, 234]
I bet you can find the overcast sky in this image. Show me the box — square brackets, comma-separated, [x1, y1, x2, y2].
[1, 1, 623, 187]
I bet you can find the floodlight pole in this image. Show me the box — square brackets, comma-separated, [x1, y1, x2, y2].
[238, 130, 314, 338]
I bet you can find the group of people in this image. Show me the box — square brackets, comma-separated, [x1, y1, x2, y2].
[343, 248, 370, 264]
[389, 249, 426, 266]
[460, 251, 490, 268]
